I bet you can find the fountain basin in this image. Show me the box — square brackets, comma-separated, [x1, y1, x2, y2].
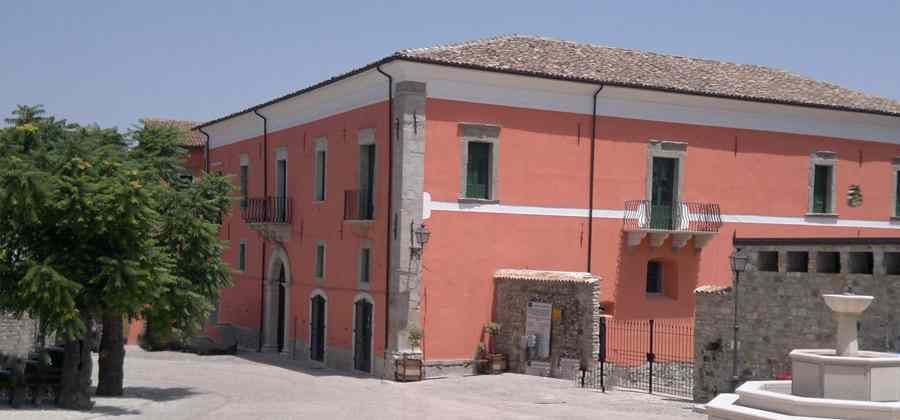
[791, 349, 900, 402]
[822, 294, 873, 314]
[707, 380, 900, 420]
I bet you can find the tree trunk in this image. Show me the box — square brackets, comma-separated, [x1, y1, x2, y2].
[58, 337, 93, 410]
[96, 312, 125, 396]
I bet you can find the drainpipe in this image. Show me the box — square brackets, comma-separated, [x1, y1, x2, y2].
[198, 127, 211, 173]
[587, 85, 604, 273]
[253, 109, 269, 352]
[376, 65, 393, 375]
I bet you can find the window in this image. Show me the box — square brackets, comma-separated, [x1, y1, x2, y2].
[816, 252, 841, 273]
[646, 261, 663, 294]
[812, 165, 833, 214]
[314, 140, 327, 202]
[359, 247, 371, 284]
[886, 252, 900, 275]
[358, 144, 376, 219]
[239, 164, 248, 208]
[465, 142, 492, 199]
[315, 243, 326, 279]
[238, 240, 246, 271]
[895, 170, 900, 217]
[757, 251, 779, 272]
[849, 252, 874, 274]
[786, 251, 809, 273]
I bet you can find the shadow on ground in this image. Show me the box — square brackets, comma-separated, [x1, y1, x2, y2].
[233, 350, 389, 381]
[121, 386, 199, 402]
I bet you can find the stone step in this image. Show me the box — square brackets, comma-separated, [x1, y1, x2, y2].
[706, 393, 839, 420]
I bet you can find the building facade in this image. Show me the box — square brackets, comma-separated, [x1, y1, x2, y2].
[198, 36, 900, 376]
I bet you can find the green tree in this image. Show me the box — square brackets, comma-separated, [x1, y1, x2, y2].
[95, 122, 232, 396]
[4, 104, 46, 126]
[0, 110, 172, 409]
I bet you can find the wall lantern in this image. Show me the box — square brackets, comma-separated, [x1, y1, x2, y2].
[730, 250, 750, 273]
[411, 222, 431, 258]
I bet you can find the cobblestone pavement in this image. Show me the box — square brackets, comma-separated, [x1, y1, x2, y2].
[0, 346, 703, 419]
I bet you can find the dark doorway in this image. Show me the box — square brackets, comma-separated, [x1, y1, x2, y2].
[650, 157, 678, 229]
[353, 299, 373, 372]
[310, 295, 326, 362]
[276, 265, 286, 352]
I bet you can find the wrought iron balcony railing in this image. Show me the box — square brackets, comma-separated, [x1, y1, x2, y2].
[344, 189, 374, 221]
[241, 196, 292, 224]
[623, 200, 722, 233]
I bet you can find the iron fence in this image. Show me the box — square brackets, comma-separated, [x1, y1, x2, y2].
[623, 200, 722, 232]
[343, 189, 373, 221]
[241, 196, 292, 224]
[580, 318, 695, 399]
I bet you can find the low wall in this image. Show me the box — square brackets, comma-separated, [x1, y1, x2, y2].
[694, 239, 900, 402]
[494, 270, 601, 379]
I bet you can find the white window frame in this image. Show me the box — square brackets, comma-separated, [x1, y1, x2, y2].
[239, 153, 249, 208]
[893, 158, 900, 219]
[458, 123, 501, 203]
[314, 241, 326, 282]
[808, 151, 838, 216]
[357, 241, 372, 290]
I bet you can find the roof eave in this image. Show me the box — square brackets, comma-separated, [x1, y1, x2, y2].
[195, 54, 900, 131]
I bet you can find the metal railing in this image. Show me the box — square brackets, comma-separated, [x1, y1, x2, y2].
[580, 317, 695, 399]
[623, 200, 722, 232]
[343, 189, 373, 221]
[241, 196, 292, 224]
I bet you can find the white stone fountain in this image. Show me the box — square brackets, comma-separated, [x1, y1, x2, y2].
[706, 292, 900, 419]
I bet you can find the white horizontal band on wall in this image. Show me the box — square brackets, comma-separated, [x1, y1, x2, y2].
[426, 199, 900, 230]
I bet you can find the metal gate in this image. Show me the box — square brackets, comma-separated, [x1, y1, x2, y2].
[579, 318, 694, 399]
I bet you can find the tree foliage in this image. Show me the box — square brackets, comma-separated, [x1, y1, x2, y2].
[0, 107, 232, 407]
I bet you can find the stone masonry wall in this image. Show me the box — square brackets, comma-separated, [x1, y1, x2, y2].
[494, 274, 600, 379]
[694, 241, 900, 402]
[0, 313, 37, 358]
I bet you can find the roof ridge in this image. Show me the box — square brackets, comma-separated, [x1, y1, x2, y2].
[396, 33, 525, 55]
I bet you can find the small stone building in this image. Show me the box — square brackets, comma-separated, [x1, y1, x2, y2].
[694, 237, 900, 402]
[493, 269, 601, 379]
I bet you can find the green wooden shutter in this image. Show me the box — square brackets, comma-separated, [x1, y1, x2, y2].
[813, 165, 831, 214]
[896, 171, 900, 216]
[239, 165, 248, 208]
[466, 142, 491, 199]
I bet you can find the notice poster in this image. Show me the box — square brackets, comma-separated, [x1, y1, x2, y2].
[525, 301, 552, 360]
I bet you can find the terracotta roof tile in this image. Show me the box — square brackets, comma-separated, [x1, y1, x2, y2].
[198, 35, 900, 128]
[398, 35, 900, 116]
[695, 285, 732, 295]
[494, 269, 599, 283]
[142, 118, 206, 147]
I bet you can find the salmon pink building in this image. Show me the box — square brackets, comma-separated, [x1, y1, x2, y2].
[196, 36, 900, 377]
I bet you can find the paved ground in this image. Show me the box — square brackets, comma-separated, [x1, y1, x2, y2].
[0, 346, 703, 419]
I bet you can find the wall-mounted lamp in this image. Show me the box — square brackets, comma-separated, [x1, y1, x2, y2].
[411, 222, 431, 258]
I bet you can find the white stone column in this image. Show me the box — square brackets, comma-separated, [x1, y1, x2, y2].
[834, 312, 860, 356]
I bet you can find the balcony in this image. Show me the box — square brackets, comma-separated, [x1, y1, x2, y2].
[241, 196, 293, 242]
[622, 200, 722, 248]
[344, 189, 374, 221]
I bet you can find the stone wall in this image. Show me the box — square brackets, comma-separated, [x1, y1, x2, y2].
[693, 239, 900, 402]
[0, 313, 37, 358]
[493, 270, 601, 379]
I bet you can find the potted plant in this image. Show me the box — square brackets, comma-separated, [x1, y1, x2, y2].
[483, 322, 507, 374]
[473, 342, 490, 374]
[395, 327, 424, 381]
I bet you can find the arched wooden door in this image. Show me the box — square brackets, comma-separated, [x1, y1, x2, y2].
[310, 295, 326, 362]
[353, 300, 373, 372]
